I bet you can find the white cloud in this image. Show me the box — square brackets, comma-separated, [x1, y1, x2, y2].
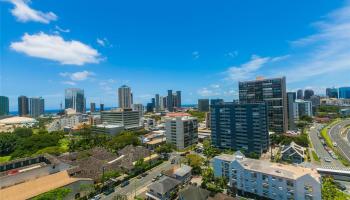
[97, 38, 105, 46]
[61, 81, 76, 86]
[282, 3, 350, 82]
[192, 51, 200, 60]
[7, 0, 57, 24]
[55, 25, 70, 33]
[226, 55, 271, 81]
[10, 32, 101, 65]
[197, 87, 220, 97]
[60, 71, 95, 81]
[225, 51, 238, 58]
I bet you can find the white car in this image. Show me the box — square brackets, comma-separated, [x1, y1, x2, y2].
[324, 157, 332, 162]
[333, 142, 338, 147]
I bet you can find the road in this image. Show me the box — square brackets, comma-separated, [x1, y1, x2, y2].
[102, 153, 181, 200]
[329, 120, 350, 163]
[309, 123, 343, 167]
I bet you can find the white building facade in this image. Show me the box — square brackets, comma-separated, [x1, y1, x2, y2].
[293, 99, 313, 120]
[213, 153, 321, 200]
[165, 116, 198, 150]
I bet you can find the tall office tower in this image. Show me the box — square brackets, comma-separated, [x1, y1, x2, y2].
[18, 95, 29, 116]
[0, 96, 9, 116]
[198, 99, 210, 112]
[118, 85, 132, 109]
[29, 97, 45, 118]
[293, 99, 313, 120]
[130, 92, 133, 105]
[162, 96, 167, 110]
[310, 95, 321, 115]
[239, 77, 288, 134]
[151, 98, 156, 112]
[211, 101, 269, 154]
[176, 91, 181, 108]
[165, 115, 198, 150]
[167, 90, 174, 112]
[100, 104, 104, 111]
[326, 88, 338, 98]
[90, 102, 96, 112]
[287, 92, 296, 130]
[339, 87, 350, 99]
[304, 89, 314, 100]
[297, 89, 303, 99]
[155, 94, 160, 112]
[65, 88, 85, 113]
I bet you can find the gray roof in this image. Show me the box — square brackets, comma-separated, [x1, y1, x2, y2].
[179, 186, 210, 200]
[174, 165, 192, 177]
[148, 176, 180, 194]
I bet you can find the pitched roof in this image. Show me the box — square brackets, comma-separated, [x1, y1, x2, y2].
[148, 176, 180, 194]
[281, 141, 305, 157]
[179, 186, 210, 200]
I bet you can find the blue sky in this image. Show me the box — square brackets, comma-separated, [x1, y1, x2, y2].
[1, 0, 350, 111]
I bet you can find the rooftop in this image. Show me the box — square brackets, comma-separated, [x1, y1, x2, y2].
[0, 171, 91, 200]
[174, 165, 192, 177]
[166, 112, 191, 117]
[0, 116, 37, 124]
[148, 176, 180, 194]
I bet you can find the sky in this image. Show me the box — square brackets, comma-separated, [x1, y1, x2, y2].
[1, 0, 350, 111]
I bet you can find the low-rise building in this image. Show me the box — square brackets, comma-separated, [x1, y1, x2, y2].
[213, 152, 321, 200]
[91, 123, 124, 135]
[281, 141, 305, 164]
[178, 185, 210, 200]
[101, 109, 141, 129]
[146, 176, 181, 200]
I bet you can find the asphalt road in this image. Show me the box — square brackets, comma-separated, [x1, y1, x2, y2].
[329, 120, 350, 163]
[309, 123, 343, 167]
[101, 153, 181, 200]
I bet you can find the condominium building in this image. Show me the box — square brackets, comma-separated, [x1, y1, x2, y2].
[304, 89, 314, 100]
[297, 89, 303, 100]
[339, 87, 350, 99]
[293, 100, 313, 120]
[167, 90, 174, 112]
[29, 97, 45, 118]
[326, 88, 338, 98]
[239, 76, 288, 134]
[90, 102, 96, 112]
[213, 152, 321, 200]
[287, 92, 296, 130]
[165, 115, 198, 150]
[18, 95, 29, 116]
[198, 99, 210, 112]
[210, 101, 269, 155]
[0, 96, 9, 116]
[101, 109, 141, 129]
[155, 94, 160, 112]
[118, 85, 133, 109]
[132, 103, 144, 118]
[65, 88, 85, 113]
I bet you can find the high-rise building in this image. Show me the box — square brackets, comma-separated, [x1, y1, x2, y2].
[132, 103, 144, 118]
[118, 85, 132, 109]
[151, 98, 156, 112]
[167, 90, 174, 112]
[238, 77, 288, 134]
[100, 103, 104, 111]
[310, 95, 321, 115]
[29, 97, 44, 118]
[155, 94, 160, 112]
[176, 91, 181, 108]
[0, 96, 9, 116]
[326, 88, 338, 98]
[165, 115, 198, 149]
[211, 101, 269, 154]
[198, 99, 209, 112]
[65, 88, 85, 113]
[90, 102, 96, 112]
[339, 87, 350, 99]
[18, 95, 29, 116]
[293, 99, 313, 120]
[297, 89, 303, 99]
[287, 92, 296, 130]
[304, 89, 314, 100]
[210, 99, 224, 106]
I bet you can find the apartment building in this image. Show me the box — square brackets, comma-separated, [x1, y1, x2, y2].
[213, 152, 321, 200]
[165, 115, 198, 150]
[101, 109, 141, 129]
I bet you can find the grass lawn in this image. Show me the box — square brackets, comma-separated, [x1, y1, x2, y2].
[0, 156, 11, 163]
[312, 150, 320, 162]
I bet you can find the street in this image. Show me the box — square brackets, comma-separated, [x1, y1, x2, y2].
[101, 153, 180, 200]
[309, 123, 343, 167]
[329, 120, 350, 163]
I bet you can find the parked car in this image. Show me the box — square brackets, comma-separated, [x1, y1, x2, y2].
[171, 159, 176, 164]
[142, 172, 148, 177]
[324, 157, 332, 162]
[152, 178, 157, 182]
[137, 175, 142, 179]
[121, 180, 130, 187]
[333, 142, 338, 147]
[90, 194, 102, 200]
[103, 188, 115, 195]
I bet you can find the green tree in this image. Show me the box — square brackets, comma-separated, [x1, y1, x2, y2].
[155, 143, 174, 154]
[0, 133, 18, 156]
[186, 154, 204, 175]
[322, 177, 349, 200]
[14, 128, 33, 138]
